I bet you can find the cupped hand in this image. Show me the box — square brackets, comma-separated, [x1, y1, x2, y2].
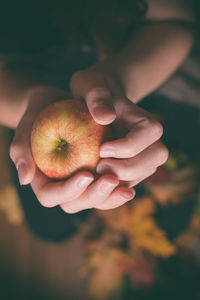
[9, 85, 134, 214]
[70, 68, 169, 190]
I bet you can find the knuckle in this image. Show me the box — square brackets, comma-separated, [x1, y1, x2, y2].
[105, 197, 120, 209]
[70, 70, 86, 95]
[70, 70, 85, 84]
[94, 192, 107, 204]
[123, 150, 132, 159]
[100, 159, 131, 180]
[36, 192, 53, 208]
[148, 168, 157, 178]
[144, 118, 163, 139]
[156, 144, 169, 165]
[151, 120, 163, 138]
[124, 137, 134, 157]
[151, 168, 157, 176]
[60, 204, 79, 214]
[9, 140, 21, 161]
[9, 145, 15, 161]
[121, 160, 134, 181]
[9, 140, 31, 167]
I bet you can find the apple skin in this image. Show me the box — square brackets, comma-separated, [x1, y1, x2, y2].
[30, 99, 109, 180]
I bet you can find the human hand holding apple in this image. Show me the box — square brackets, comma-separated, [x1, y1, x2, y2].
[10, 63, 168, 214]
[10, 85, 135, 214]
[70, 68, 169, 189]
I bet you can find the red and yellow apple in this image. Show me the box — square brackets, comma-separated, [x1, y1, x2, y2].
[30, 99, 109, 179]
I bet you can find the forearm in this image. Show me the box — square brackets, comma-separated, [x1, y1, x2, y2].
[0, 63, 49, 128]
[104, 21, 195, 103]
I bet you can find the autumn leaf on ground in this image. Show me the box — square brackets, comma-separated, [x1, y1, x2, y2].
[97, 196, 176, 257]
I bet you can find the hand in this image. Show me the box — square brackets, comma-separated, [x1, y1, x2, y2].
[70, 67, 168, 189]
[9, 85, 134, 214]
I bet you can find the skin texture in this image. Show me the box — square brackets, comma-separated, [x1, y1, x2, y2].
[0, 16, 194, 212]
[31, 100, 108, 179]
[9, 82, 167, 213]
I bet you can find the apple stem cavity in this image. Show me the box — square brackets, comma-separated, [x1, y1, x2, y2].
[56, 138, 68, 152]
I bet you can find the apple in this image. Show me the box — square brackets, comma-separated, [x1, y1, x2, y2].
[30, 99, 109, 180]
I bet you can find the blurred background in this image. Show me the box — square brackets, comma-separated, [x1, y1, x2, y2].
[1, 95, 200, 300]
[1, 1, 200, 300]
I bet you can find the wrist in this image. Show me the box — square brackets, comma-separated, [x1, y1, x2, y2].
[90, 57, 143, 104]
[25, 85, 69, 112]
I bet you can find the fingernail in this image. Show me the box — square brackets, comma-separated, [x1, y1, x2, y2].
[96, 164, 113, 174]
[93, 104, 110, 113]
[120, 189, 135, 200]
[16, 162, 27, 185]
[93, 105, 116, 124]
[100, 147, 115, 157]
[78, 176, 93, 188]
[100, 181, 117, 194]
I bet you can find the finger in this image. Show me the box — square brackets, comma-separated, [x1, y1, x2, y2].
[100, 118, 163, 158]
[9, 113, 36, 185]
[60, 175, 119, 214]
[95, 186, 135, 210]
[127, 168, 157, 187]
[9, 87, 68, 185]
[31, 169, 94, 208]
[97, 141, 169, 181]
[70, 70, 116, 125]
[86, 87, 116, 125]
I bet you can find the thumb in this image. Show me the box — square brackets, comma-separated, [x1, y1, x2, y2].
[9, 112, 36, 185]
[70, 70, 116, 125]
